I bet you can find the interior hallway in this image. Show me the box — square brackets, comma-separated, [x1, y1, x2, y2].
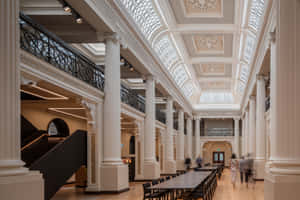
[52, 169, 264, 200]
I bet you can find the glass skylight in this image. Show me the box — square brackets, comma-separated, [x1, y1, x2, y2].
[243, 34, 256, 63]
[239, 64, 249, 83]
[248, 0, 265, 32]
[199, 92, 234, 104]
[172, 64, 188, 87]
[119, 0, 162, 40]
[154, 35, 179, 69]
[182, 82, 194, 98]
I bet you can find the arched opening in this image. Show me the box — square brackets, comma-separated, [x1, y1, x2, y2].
[47, 118, 70, 137]
[202, 141, 232, 167]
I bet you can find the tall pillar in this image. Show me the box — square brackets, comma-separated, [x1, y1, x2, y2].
[241, 115, 246, 156]
[244, 109, 249, 155]
[176, 110, 185, 170]
[265, 1, 300, 199]
[164, 97, 176, 174]
[101, 34, 128, 192]
[255, 75, 266, 179]
[143, 75, 160, 179]
[186, 117, 192, 159]
[0, 1, 44, 199]
[249, 96, 256, 157]
[234, 118, 240, 158]
[194, 118, 200, 158]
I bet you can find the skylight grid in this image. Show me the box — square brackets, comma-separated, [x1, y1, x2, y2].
[248, 0, 265, 31]
[120, 0, 162, 40]
[182, 82, 194, 98]
[172, 65, 188, 87]
[154, 35, 179, 69]
[243, 35, 256, 63]
[199, 92, 234, 104]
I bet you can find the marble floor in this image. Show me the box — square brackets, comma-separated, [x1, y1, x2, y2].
[52, 169, 264, 200]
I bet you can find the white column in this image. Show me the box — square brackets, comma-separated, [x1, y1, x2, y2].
[186, 117, 192, 159]
[255, 75, 266, 179]
[164, 97, 176, 174]
[0, 1, 43, 199]
[265, 1, 300, 199]
[143, 75, 160, 179]
[176, 110, 185, 170]
[234, 118, 240, 158]
[249, 96, 256, 157]
[101, 34, 128, 191]
[194, 118, 200, 158]
[241, 115, 245, 156]
[244, 110, 249, 155]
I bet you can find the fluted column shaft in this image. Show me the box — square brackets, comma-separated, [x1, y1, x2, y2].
[176, 110, 184, 161]
[144, 76, 156, 162]
[194, 119, 200, 158]
[256, 76, 266, 160]
[249, 97, 256, 157]
[103, 35, 122, 164]
[0, 0, 28, 176]
[186, 118, 192, 158]
[165, 98, 174, 161]
[234, 118, 240, 158]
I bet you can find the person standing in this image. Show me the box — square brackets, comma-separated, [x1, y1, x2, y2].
[184, 157, 191, 170]
[196, 155, 202, 168]
[230, 153, 239, 188]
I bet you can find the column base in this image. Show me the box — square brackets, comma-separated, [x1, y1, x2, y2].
[163, 160, 176, 174]
[265, 171, 300, 200]
[100, 164, 129, 192]
[254, 159, 265, 180]
[176, 160, 185, 171]
[143, 160, 160, 180]
[0, 171, 44, 200]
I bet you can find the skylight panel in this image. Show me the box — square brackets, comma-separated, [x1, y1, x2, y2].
[172, 64, 188, 87]
[119, 0, 162, 40]
[182, 82, 194, 98]
[243, 35, 256, 63]
[248, 0, 265, 32]
[199, 92, 234, 104]
[239, 64, 249, 83]
[154, 35, 179, 69]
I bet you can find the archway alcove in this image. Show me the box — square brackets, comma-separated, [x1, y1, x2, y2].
[47, 118, 70, 137]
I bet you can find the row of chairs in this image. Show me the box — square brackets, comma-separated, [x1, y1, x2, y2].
[181, 170, 218, 200]
[143, 172, 186, 200]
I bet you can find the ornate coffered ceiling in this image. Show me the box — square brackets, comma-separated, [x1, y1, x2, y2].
[182, 0, 223, 18]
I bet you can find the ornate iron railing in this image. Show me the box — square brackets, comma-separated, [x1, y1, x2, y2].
[19, 14, 151, 115]
[265, 96, 270, 112]
[20, 13, 105, 91]
[121, 85, 145, 113]
[156, 110, 166, 124]
[204, 128, 234, 136]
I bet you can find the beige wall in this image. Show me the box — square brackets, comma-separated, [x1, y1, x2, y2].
[121, 132, 134, 157]
[21, 104, 86, 134]
[202, 142, 232, 167]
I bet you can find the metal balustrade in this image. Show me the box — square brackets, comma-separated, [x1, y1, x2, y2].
[156, 109, 166, 124]
[19, 13, 151, 117]
[203, 128, 234, 136]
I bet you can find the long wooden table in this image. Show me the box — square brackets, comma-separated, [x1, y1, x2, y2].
[150, 171, 211, 190]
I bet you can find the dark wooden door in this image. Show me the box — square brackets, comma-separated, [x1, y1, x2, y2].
[213, 152, 225, 164]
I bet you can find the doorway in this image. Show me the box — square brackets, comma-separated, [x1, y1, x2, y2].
[213, 152, 225, 164]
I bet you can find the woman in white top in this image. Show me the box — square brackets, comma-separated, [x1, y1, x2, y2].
[230, 153, 239, 188]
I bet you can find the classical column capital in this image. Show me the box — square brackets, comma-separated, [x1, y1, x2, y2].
[98, 32, 121, 44]
[249, 95, 256, 101]
[269, 31, 276, 44]
[256, 74, 267, 82]
[193, 116, 201, 120]
[145, 74, 155, 82]
[234, 117, 241, 121]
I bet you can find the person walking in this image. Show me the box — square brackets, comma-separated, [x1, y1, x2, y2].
[230, 153, 239, 188]
[239, 156, 247, 184]
[184, 157, 191, 170]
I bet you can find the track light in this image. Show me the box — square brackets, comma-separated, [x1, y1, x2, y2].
[129, 66, 134, 72]
[63, 5, 71, 13]
[76, 16, 83, 24]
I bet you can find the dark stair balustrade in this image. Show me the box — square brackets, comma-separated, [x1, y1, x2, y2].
[23, 130, 87, 200]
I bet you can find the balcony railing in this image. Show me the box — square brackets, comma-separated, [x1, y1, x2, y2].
[19, 14, 151, 117]
[204, 128, 234, 136]
[265, 96, 270, 112]
[156, 110, 166, 124]
[20, 13, 105, 91]
[121, 85, 145, 113]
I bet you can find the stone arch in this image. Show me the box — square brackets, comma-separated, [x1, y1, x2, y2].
[202, 141, 233, 167]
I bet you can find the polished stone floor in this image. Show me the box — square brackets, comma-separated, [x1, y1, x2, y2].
[52, 169, 264, 200]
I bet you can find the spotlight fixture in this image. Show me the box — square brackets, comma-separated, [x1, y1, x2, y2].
[60, 0, 71, 13]
[75, 15, 83, 24]
[129, 66, 134, 72]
